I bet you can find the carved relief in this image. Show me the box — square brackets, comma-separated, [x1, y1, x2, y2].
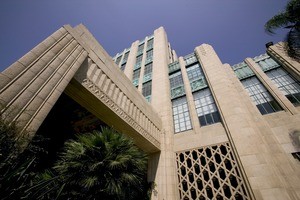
[81, 78, 160, 147]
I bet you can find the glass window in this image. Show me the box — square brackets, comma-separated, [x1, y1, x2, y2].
[172, 96, 192, 133]
[186, 63, 203, 82]
[138, 43, 144, 52]
[193, 88, 221, 126]
[123, 51, 129, 63]
[144, 63, 153, 76]
[257, 57, 280, 71]
[120, 63, 126, 71]
[184, 53, 197, 66]
[136, 55, 143, 64]
[232, 62, 255, 80]
[142, 81, 152, 97]
[241, 76, 282, 114]
[115, 56, 122, 65]
[169, 71, 184, 88]
[266, 68, 300, 105]
[255, 56, 300, 107]
[147, 38, 154, 49]
[146, 49, 153, 59]
[133, 69, 141, 80]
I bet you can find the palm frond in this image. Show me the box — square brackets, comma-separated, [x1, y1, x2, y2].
[286, 27, 300, 61]
[265, 12, 291, 34]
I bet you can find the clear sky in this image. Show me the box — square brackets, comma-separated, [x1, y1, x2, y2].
[0, 0, 288, 72]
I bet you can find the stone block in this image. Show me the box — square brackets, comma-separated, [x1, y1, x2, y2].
[42, 35, 56, 49]
[2, 61, 26, 79]
[0, 73, 11, 90]
[249, 176, 282, 189]
[51, 27, 67, 41]
[40, 49, 56, 64]
[19, 51, 38, 67]
[49, 42, 64, 55]
[28, 59, 47, 74]
[260, 188, 291, 200]
[30, 42, 48, 57]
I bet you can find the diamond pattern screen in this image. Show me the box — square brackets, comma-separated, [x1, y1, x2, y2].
[176, 142, 250, 200]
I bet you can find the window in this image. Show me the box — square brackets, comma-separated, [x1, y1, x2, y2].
[186, 63, 207, 92]
[266, 68, 300, 105]
[256, 57, 300, 106]
[132, 69, 141, 86]
[168, 61, 181, 74]
[256, 56, 280, 71]
[132, 69, 141, 80]
[115, 56, 122, 65]
[142, 81, 152, 97]
[241, 76, 282, 114]
[172, 96, 192, 133]
[193, 88, 221, 126]
[136, 55, 143, 63]
[146, 49, 153, 63]
[169, 71, 185, 99]
[169, 71, 184, 88]
[137, 43, 144, 55]
[143, 63, 153, 83]
[184, 53, 197, 66]
[120, 63, 126, 71]
[144, 63, 153, 76]
[233, 60, 283, 114]
[147, 38, 154, 50]
[122, 51, 129, 63]
[134, 55, 143, 69]
[232, 62, 255, 80]
[186, 63, 203, 82]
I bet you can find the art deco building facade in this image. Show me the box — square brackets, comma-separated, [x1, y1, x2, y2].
[1, 24, 300, 200]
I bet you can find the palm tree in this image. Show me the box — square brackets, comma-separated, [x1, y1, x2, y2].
[265, 0, 300, 61]
[29, 127, 150, 200]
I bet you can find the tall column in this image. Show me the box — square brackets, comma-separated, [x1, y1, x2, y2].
[149, 27, 179, 200]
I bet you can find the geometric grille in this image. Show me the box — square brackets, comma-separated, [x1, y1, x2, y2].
[176, 142, 250, 200]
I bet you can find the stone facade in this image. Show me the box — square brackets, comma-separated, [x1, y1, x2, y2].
[1, 25, 300, 200]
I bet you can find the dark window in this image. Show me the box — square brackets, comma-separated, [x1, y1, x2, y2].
[169, 71, 184, 88]
[266, 68, 300, 106]
[115, 56, 122, 65]
[142, 81, 152, 97]
[193, 88, 221, 126]
[241, 76, 282, 114]
[144, 63, 153, 76]
[133, 69, 141, 80]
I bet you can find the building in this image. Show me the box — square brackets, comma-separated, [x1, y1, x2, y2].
[0, 24, 300, 200]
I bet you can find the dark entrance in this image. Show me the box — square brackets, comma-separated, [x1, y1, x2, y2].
[35, 92, 107, 168]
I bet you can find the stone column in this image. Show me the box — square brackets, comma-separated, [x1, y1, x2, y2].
[149, 27, 179, 200]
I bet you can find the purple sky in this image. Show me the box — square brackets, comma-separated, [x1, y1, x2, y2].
[0, 0, 288, 72]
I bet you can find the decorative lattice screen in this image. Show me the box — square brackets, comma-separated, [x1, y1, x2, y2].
[176, 142, 250, 200]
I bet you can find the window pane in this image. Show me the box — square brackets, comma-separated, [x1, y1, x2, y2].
[241, 76, 282, 115]
[266, 67, 300, 106]
[142, 81, 152, 97]
[193, 88, 221, 127]
[172, 96, 192, 133]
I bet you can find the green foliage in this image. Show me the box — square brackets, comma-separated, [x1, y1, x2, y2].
[0, 113, 47, 200]
[29, 127, 150, 200]
[265, 0, 300, 61]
